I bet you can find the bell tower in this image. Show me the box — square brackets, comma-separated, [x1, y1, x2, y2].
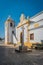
[5, 16, 15, 44]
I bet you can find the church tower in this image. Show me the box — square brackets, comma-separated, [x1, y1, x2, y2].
[5, 16, 15, 44]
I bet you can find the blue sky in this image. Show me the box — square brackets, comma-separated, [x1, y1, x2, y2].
[0, 0, 43, 38]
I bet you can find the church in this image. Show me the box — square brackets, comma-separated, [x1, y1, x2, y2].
[5, 11, 43, 48]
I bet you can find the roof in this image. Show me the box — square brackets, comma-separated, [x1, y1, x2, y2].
[30, 11, 43, 19]
[5, 16, 14, 24]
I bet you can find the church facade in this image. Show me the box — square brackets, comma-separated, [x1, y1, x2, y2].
[5, 11, 43, 48]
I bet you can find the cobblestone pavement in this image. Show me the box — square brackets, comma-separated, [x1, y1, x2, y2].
[0, 46, 43, 65]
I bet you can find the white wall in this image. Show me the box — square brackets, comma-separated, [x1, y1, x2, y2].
[5, 22, 9, 43]
[5, 20, 15, 44]
[29, 12, 43, 43]
[29, 27, 43, 43]
[24, 24, 28, 42]
[13, 34, 17, 44]
[16, 27, 22, 43]
[29, 20, 43, 29]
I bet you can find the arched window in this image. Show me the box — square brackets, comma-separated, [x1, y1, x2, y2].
[10, 23, 12, 27]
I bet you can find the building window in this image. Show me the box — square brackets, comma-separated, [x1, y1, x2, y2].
[30, 33, 34, 40]
[10, 23, 12, 27]
[12, 31, 14, 34]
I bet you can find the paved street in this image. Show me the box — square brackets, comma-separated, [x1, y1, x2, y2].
[0, 46, 43, 65]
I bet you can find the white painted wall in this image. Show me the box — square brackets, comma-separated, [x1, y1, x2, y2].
[13, 34, 17, 44]
[29, 27, 43, 43]
[29, 12, 43, 43]
[24, 24, 28, 43]
[5, 19, 15, 44]
[17, 27, 22, 42]
[5, 22, 9, 43]
[29, 20, 43, 29]
[8, 22, 14, 43]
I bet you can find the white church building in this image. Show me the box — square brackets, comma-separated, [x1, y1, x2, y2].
[5, 11, 43, 48]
